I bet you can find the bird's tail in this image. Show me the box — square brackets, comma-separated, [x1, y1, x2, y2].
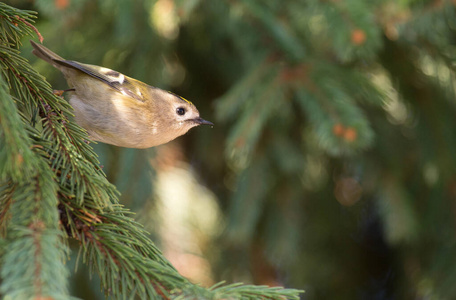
[30, 40, 65, 68]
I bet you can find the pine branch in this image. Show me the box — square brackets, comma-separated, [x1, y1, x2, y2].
[60, 201, 187, 299]
[209, 282, 302, 300]
[0, 41, 117, 208]
[60, 200, 304, 299]
[0, 75, 69, 299]
[0, 3, 39, 47]
[0, 3, 304, 299]
[240, 0, 306, 62]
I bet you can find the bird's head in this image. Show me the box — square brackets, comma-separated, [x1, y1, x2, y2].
[150, 89, 213, 144]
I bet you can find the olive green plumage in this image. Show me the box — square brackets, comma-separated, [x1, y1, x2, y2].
[31, 40, 212, 148]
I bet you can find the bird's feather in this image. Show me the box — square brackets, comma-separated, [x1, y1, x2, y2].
[53, 60, 146, 102]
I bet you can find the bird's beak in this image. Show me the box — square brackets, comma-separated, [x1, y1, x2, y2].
[193, 117, 214, 126]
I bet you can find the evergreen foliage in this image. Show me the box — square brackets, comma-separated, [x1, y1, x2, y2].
[0, 3, 302, 299]
[2, 0, 456, 299]
[174, 0, 456, 298]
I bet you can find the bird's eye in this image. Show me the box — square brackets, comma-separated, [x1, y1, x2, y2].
[176, 107, 186, 116]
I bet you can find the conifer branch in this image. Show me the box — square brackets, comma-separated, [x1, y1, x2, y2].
[0, 74, 69, 299]
[0, 4, 38, 47]
[241, 0, 306, 61]
[0, 41, 117, 208]
[59, 201, 187, 298]
[0, 3, 304, 299]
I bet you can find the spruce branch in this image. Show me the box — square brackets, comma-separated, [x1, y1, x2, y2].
[0, 3, 39, 47]
[59, 201, 187, 299]
[0, 3, 303, 299]
[58, 200, 303, 299]
[240, 0, 306, 62]
[0, 41, 117, 208]
[208, 282, 302, 300]
[294, 66, 376, 155]
[0, 74, 69, 299]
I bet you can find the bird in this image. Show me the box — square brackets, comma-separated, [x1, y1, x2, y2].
[30, 40, 213, 149]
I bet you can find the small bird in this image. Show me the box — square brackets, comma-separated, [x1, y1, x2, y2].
[30, 40, 213, 149]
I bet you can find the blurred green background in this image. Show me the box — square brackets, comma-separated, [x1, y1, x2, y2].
[6, 0, 456, 298]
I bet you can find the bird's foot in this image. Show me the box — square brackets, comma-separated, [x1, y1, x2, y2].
[53, 88, 75, 97]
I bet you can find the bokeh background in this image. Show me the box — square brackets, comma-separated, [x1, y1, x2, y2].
[6, 0, 456, 298]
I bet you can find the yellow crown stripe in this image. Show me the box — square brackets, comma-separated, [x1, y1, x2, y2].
[167, 91, 193, 105]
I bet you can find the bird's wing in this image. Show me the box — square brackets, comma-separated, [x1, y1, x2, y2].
[55, 60, 147, 102]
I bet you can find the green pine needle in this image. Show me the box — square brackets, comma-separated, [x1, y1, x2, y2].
[0, 3, 304, 299]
